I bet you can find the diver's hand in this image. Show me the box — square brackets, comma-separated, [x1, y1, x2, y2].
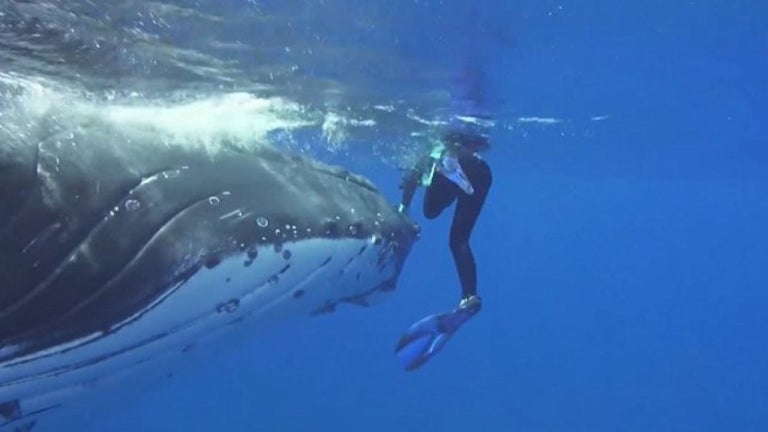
[398, 168, 421, 213]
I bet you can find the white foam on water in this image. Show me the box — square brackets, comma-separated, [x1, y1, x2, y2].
[321, 111, 376, 148]
[95, 93, 313, 152]
[0, 73, 315, 155]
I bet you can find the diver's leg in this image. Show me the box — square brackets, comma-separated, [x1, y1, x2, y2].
[423, 174, 458, 220]
[449, 158, 492, 300]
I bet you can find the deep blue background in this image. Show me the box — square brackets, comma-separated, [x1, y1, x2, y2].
[101, 1, 767, 431]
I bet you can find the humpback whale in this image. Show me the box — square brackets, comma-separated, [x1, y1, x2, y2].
[0, 118, 419, 430]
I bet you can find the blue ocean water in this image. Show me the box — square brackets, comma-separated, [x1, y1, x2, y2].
[108, 2, 766, 431]
[2, 1, 766, 431]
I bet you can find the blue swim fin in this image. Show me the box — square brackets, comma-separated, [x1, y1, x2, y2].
[394, 300, 480, 371]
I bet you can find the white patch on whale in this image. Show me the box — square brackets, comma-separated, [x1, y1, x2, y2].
[0, 235, 400, 431]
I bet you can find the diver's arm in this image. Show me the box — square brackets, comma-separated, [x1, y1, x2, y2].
[398, 153, 435, 214]
[398, 168, 421, 214]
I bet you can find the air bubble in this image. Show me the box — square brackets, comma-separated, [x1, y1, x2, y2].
[125, 199, 140, 211]
[256, 217, 269, 228]
[208, 196, 220, 205]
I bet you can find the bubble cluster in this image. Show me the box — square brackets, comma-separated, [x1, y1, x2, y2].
[125, 199, 140, 211]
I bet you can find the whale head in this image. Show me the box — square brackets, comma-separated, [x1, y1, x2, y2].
[0, 121, 419, 430]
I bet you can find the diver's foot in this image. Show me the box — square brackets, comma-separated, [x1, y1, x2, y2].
[458, 295, 482, 314]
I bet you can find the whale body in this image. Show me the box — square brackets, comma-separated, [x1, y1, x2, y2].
[0, 120, 418, 430]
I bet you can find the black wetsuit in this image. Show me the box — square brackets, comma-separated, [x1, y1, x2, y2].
[401, 151, 492, 300]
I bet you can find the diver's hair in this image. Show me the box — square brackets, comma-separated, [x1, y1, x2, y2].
[442, 129, 491, 153]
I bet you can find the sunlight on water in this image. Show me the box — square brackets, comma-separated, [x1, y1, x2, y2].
[0, 0, 524, 171]
[0, 69, 509, 171]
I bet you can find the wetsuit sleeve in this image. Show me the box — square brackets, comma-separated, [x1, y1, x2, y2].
[398, 168, 421, 213]
[398, 156, 434, 213]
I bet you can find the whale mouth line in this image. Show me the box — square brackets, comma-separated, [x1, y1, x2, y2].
[0, 165, 188, 321]
[53, 194, 216, 327]
[3, 193, 225, 359]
